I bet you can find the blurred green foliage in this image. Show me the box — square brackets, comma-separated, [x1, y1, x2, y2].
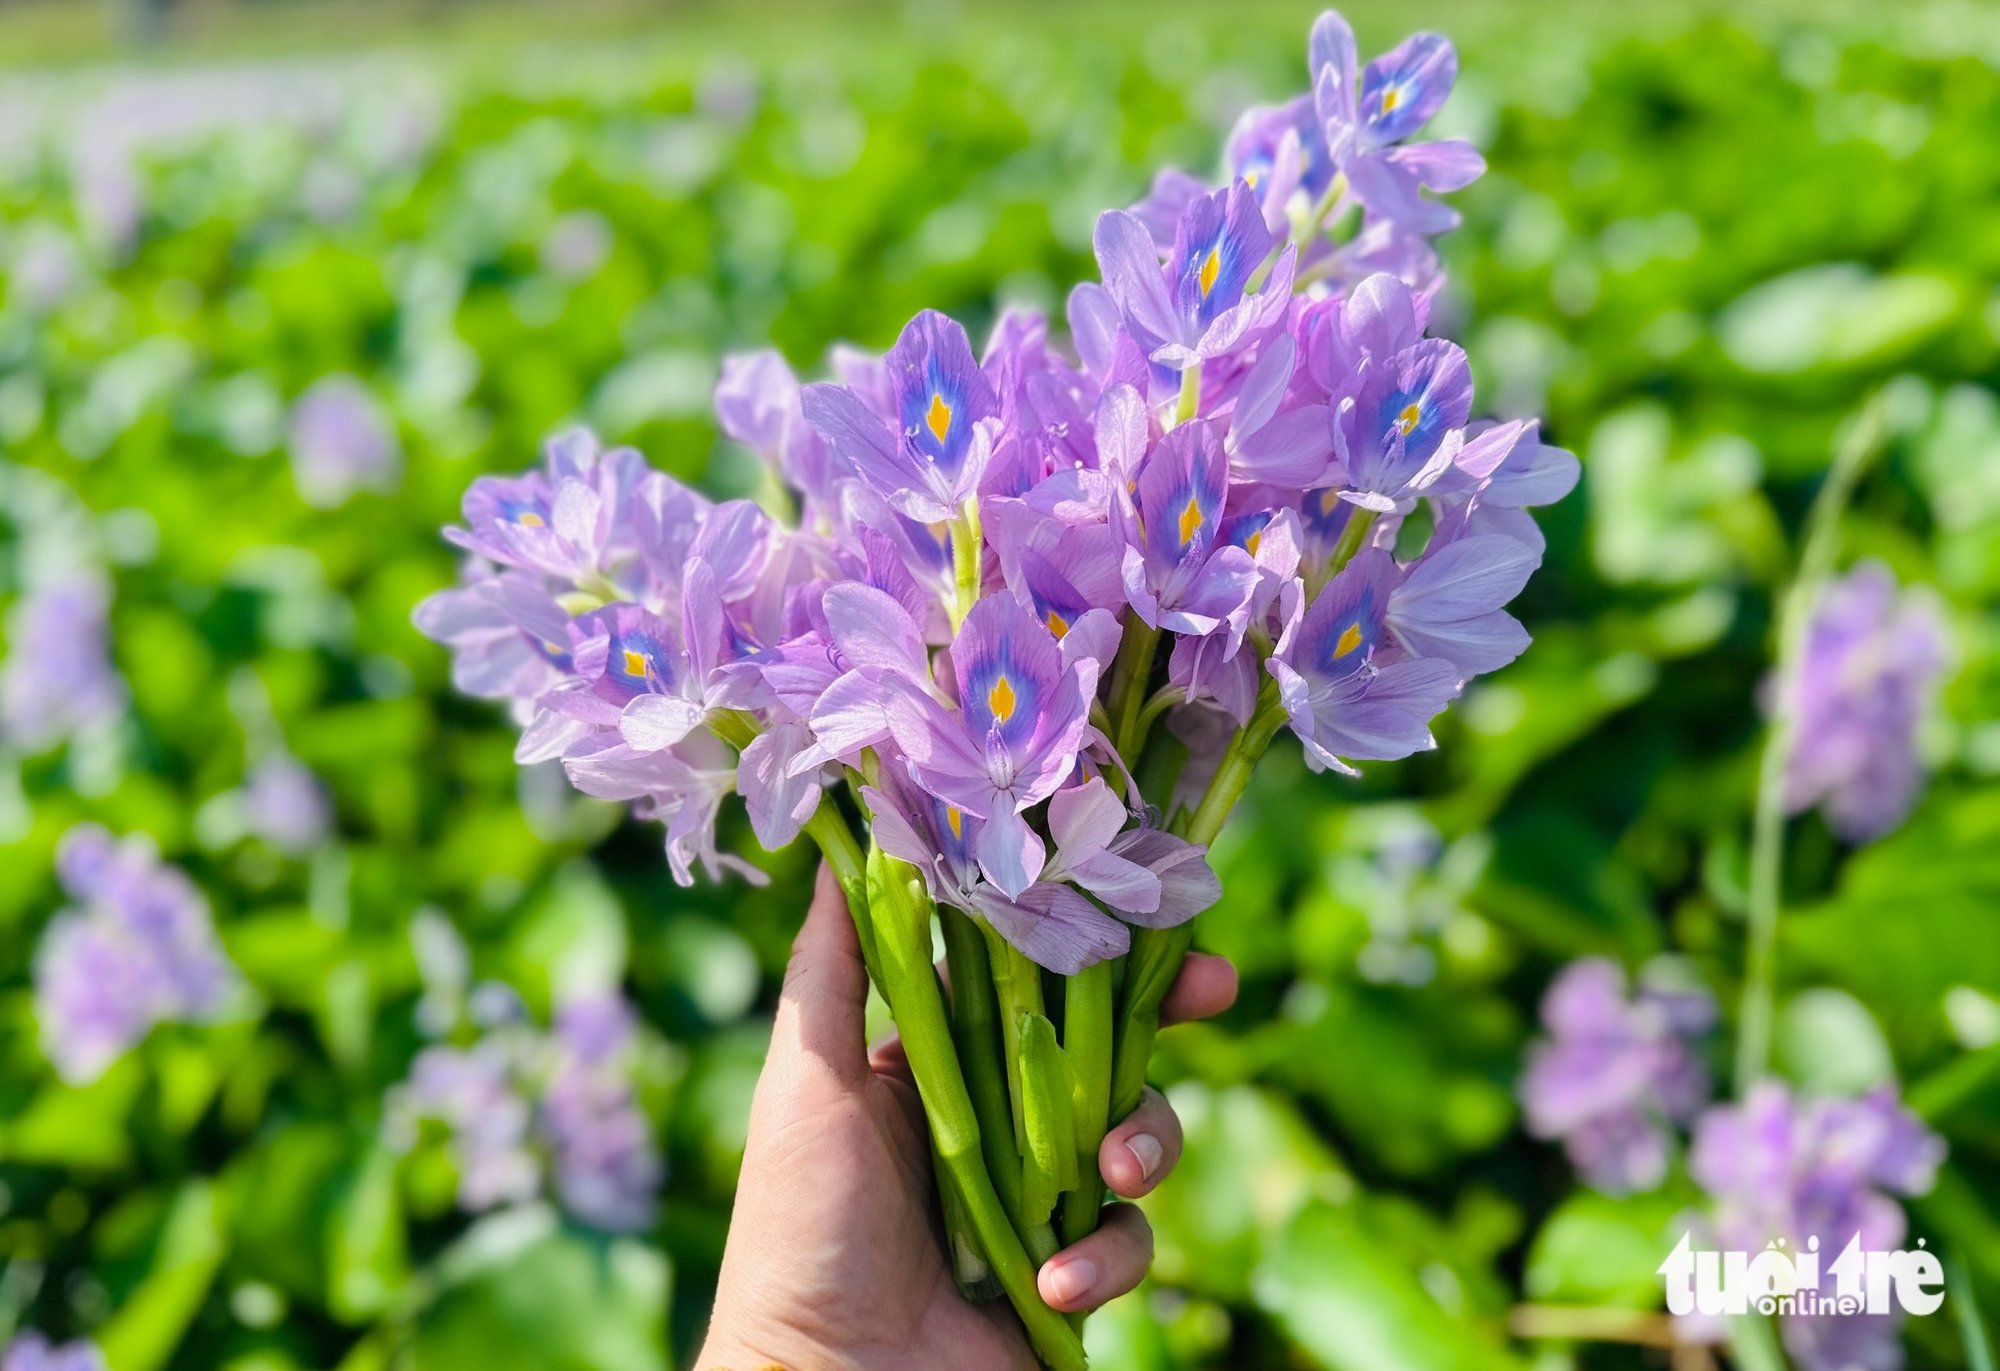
[2, 3, 1998, 1369]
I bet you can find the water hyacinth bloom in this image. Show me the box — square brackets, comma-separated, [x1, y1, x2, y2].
[289, 374, 401, 509]
[884, 595, 1097, 898]
[1117, 418, 1261, 637]
[542, 995, 664, 1232]
[1268, 549, 1462, 773]
[0, 576, 126, 754]
[1, 1334, 105, 1371]
[865, 772, 1130, 973]
[1094, 180, 1297, 372]
[1331, 323, 1473, 509]
[34, 825, 238, 1084]
[387, 1040, 542, 1213]
[385, 991, 663, 1229]
[1690, 1084, 1945, 1371]
[801, 309, 999, 524]
[239, 754, 334, 855]
[1779, 563, 1949, 843]
[1519, 958, 1715, 1193]
[1308, 13, 1485, 235]
[446, 429, 657, 587]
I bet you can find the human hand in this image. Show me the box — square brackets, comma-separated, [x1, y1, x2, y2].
[695, 864, 1239, 1371]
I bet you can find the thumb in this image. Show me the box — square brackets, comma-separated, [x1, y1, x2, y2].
[766, 862, 872, 1086]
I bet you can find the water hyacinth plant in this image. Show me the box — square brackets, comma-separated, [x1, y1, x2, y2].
[419, 11, 1574, 1363]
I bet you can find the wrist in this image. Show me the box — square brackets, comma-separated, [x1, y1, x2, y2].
[694, 1315, 854, 1371]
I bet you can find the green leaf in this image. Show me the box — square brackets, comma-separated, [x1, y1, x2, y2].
[1253, 1201, 1523, 1371]
[327, 1143, 409, 1322]
[98, 1181, 230, 1371]
[1523, 1188, 1685, 1308]
[409, 1209, 669, 1371]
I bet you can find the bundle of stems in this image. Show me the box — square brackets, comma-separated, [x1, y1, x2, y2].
[789, 512, 1375, 1369]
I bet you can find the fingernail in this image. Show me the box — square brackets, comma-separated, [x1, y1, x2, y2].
[1125, 1132, 1164, 1181]
[1046, 1257, 1097, 1308]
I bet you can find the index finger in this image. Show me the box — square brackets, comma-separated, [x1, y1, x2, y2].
[1158, 952, 1237, 1027]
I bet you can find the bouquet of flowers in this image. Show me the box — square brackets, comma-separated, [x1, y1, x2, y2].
[418, 10, 1576, 1365]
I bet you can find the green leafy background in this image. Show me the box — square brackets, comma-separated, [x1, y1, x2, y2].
[2, 2, 1997, 1368]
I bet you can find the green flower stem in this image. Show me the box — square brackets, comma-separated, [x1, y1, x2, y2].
[865, 848, 1086, 1371]
[1326, 503, 1377, 573]
[1107, 617, 1162, 761]
[799, 801, 885, 991]
[1108, 684, 1287, 1120]
[982, 923, 1059, 1262]
[1172, 366, 1201, 427]
[950, 496, 984, 631]
[939, 906, 1024, 1228]
[1058, 959, 1114, 1248]
[934, 1148, 999, 1300]
[1735, 393, 1888, 1093]
[1247, 170, 1347, 295]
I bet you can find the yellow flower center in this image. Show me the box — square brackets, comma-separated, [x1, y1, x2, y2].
[518, 511, 546, 527]
[1178, 494, 1204, 547]
[988, 674, 1017, 723]
[946, 805, 964, 840]
[1396, 402, 1422, 435]
[1198, 245, 1221, 297]
[926, 392, 953, 444]
[1245, 529, 1263, 558]
[1334, 622, 1364, 658]
[622, 648, 648, 678]
[1046, 610, 1070, 639]
[1381, 86, 1402, 114]
[1318, 488, 1342, 516]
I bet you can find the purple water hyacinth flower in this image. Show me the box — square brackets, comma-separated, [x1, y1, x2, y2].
[748, 580, 931, 833]
[1689, 1084, 1944, 1371]
[884, 594, 1098, 898]
[1267, 549, 1461, 773]
[448, 429, 652, 586]
[1429, 418, 1582, 556]
[561, 729, 756, 885]
[715, 350, 836, 505]
[1093, 181, 1297, 372]
[1224, 334, 1336, 487]
[389, 1040, 542, 1213]
[1119, 420, 1262, 637]
[2, 1333, 106, 1371]
[35, 825, 238, 1084]
[240, 754, 334, 855]
[1037, 776, 1221, 926]
[1298, 271, 1430, 401]
[1225, 96, 1326, 234]
[1308, 13, 1484, 231]
[0, 576, 126, 754]
[1332, 334, 1473, 511]
[1382, 519, 1540, 678]
[531, 562, 736, 759]
[413, 571, 574, 716]
[289, 374, 401, 509]
[1164, 505, 1304, 723]
[865, 773, 1128, 974]
[801, 310, 1000, 524]
[542, 994, 663, 1232]
[1779, 563, 1949, 844]
[1518, 958, 1715, 1193]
